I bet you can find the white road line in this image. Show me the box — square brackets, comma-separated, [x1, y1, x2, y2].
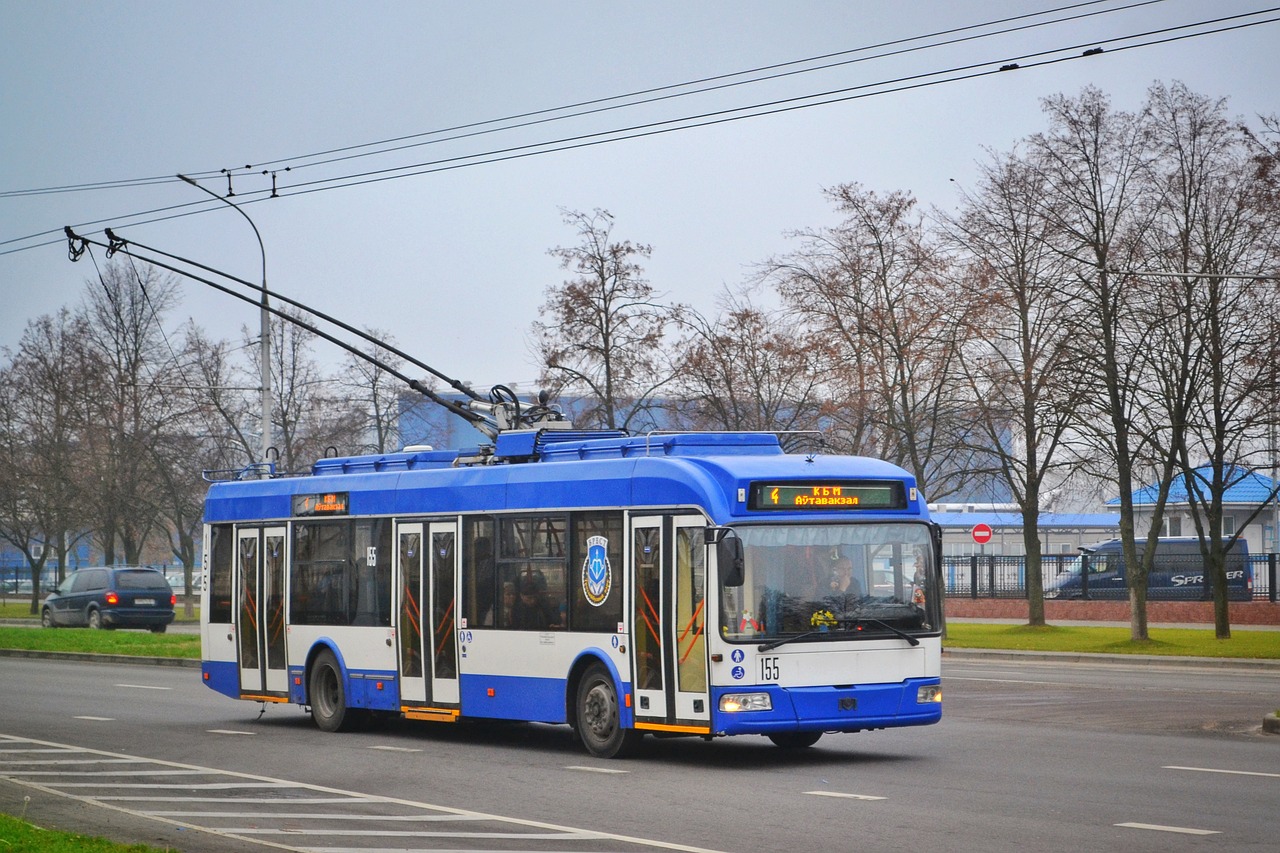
[0, 758, 145, 766]
[803, 791, 886, 801]
[145, 811, 480, 821]
[98, 796, 379, 804]
[224, 828, 605, 839]
[51, 781, 294, 789]
[115, 683, 171, 690]
[6, 769, 211, 777]
[1164, 765, 1280, 779]
[1116, 822, 1219, 836]
[367, 745, 421, 753]
[73, 716, 114, 721]
[565, 765, 629, 774]
[0, 748, 90, 754]
[207, 729, 256, 735]
[306, 849, 598, 853]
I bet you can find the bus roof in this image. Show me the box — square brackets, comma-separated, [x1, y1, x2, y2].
[203, 431, 926, 525]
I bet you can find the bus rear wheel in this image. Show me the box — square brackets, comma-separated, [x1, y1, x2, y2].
[768, 731, 823, 749]
[309, 650, 368, 732]
[575, 664, 642, 758]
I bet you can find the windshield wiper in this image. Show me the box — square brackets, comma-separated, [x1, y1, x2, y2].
[849, 617, 920, 646]
[757, 629, 846, 653]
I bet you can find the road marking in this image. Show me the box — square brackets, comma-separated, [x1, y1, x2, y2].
[0, 732, 729, 852]
[206, 729, 256, 735]
[73, 716, 113, 721]
[1116, 822, 1219, 836]
[115, 683, 171, 691]
[146, 811, 476, 821]
[565, 765, 629, 774]
[1165, 765, 1280, 779]
[803, 791, 886, 801]
[0, 758, 144, 766]
[367, 745, 421, 753]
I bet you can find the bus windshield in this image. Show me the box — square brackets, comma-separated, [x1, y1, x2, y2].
[720, 523, 941, 643]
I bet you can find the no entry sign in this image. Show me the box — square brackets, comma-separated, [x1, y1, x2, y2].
[971, 523, 993, 545]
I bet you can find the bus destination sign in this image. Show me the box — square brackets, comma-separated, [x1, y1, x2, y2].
[748, 481, 906, 511]
[293, 492, 350, 516]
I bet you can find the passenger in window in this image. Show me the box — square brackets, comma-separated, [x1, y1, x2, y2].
[512, 575, 560, 630]
[486, 581, 516, 627]
[827, 558, 863, 612]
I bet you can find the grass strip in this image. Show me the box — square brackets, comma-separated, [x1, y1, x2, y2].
[0, 813, 174, 852]
[945, 622, 1279, 659]
[0, 626, 199, 658]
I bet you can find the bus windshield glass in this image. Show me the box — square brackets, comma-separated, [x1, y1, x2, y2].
[720, 523, 941, 643]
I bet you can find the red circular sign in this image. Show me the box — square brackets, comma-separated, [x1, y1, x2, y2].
[971, 523, 993, 545]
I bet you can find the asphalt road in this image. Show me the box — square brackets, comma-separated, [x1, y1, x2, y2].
[1, 652, 1277, 852]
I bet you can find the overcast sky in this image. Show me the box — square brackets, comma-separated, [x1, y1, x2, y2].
[3, 1, 1277, 392]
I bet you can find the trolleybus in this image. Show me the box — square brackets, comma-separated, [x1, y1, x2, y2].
[200, 428, 944, 757]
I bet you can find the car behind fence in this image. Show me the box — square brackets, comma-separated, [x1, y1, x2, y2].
[943, 553, 1278, 601]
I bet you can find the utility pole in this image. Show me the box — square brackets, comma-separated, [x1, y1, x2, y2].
[178, 174, 271, 473]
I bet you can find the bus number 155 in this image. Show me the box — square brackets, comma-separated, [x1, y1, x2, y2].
[759, 656, 780, 682]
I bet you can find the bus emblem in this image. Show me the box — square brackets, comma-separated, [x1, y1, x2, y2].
[582, 536, 611, 607]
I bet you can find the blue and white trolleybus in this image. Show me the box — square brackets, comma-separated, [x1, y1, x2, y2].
[200, 428, 944, 757]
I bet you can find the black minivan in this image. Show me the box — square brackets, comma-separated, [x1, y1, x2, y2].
[1044, 537, 1252, 601]
[41, 567, 176, 632]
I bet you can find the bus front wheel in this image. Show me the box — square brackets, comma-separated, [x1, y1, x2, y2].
[309, 650, 367, 732]
[575, 665, 642, 759]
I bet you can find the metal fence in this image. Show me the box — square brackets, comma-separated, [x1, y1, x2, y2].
[943, 553, 1278, 602]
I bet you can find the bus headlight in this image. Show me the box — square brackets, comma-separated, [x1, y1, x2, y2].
[719, 693, 772, 712]
[917, 685, 942, 704]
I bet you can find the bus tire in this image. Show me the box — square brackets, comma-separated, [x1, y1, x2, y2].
[768, 731, 823, 749]
[309, 650, 367, 733]
[575, 664, 642, 759]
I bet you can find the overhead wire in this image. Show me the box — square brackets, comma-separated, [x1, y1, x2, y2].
[0, 0, 1153, 199]
[1, 4, 1276, 257]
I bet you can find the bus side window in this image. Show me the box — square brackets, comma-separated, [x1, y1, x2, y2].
[464, 517, 496, 626]
[207, 524, 234, 623]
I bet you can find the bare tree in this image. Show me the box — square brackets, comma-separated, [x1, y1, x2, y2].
[1026, 86, 1171, 640]
[338, 331, 408, 454]
[944, 149, 1090, 626]
[77, 261, 184, 566]
[668, 290, 827, 438]
[532, 208, 679, 431]
[1140, 82, 1280, 637]
[0, 311, 92, 610]
[764, 184, 979, 501]
[260, 308, 362, 472]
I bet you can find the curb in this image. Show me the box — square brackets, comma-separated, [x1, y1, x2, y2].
[1265, 713, 1280, 735]
[0, 648, 199, 668]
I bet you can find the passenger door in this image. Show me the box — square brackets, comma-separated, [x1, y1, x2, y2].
[396, 520, 460, 708]
[396, 522, 427, 703]
[427, 521, 460, 705]
[630, 516, 711, 734]
[235, 526, 288, 696]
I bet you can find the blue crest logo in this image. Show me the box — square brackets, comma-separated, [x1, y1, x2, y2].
[582, 536, 612, 607]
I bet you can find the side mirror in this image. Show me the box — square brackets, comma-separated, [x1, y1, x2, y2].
[718, 536, 744, 587]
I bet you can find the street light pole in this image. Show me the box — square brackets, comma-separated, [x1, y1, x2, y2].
[178, 174, 271, 473]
